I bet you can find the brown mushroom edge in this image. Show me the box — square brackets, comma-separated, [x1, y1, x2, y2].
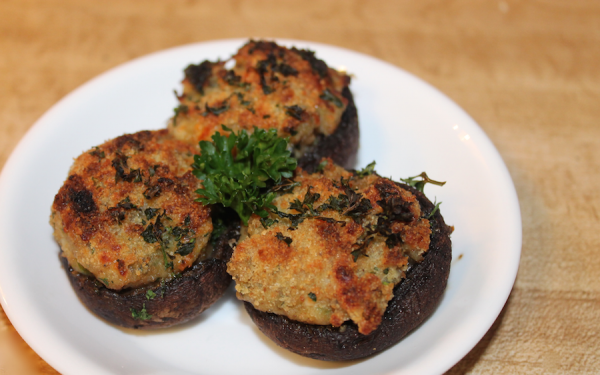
[60, 208, 240, 329]
[296, 86, 359, 172]
[243, 183, 452, 361]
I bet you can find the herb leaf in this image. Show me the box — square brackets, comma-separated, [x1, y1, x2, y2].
[319, 88, 343, 108]
[146, 290, 156, 300]
[356, 161, 376, 178]
[275, 232, 293, 246]
[130, 304, 152, 320]
[175, 241, 195, 256]
[173, 104, 188, 126]
[192, 126, 297, 225]
[317, 159, 328, 172]
[260, 217, 279, 229]
[400, 172, 446, 193]
[285, 105, 304, 120]
[427, 199, 442, 219]
[89, 147, 105, 159]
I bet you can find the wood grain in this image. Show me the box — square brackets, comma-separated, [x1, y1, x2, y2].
[1, 0, 599, 373]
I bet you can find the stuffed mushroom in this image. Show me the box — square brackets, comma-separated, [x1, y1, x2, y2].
[51, 130, 239, 329]
[227, 159, 451, 360]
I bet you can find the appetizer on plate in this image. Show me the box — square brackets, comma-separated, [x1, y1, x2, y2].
[50, 130, 239, 329]
[169, 40, 359, 171]
[227, 159, 452, 360]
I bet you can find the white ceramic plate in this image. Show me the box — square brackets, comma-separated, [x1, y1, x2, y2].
[0, 39, 521, 375]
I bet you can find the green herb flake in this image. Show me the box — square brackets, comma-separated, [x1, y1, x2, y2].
[144, 208, 160, 220]
[317, 159, 328, 172]
[400, 172, 446, 193]
[130, 304, 152, 320]
[173, 104, 189, 126]
[351, 249, 368, 262]
[148, 164, 160, 177]
[319, 88, 343, 108]
[141, 223, 158, 243]
[192, 125, 297, 225]
[89, 147, 105, 159]
[383, 268, 389, 274]
[275, 232, 293, 246]
[285, 105, 305, 121]
[162, 243, 173, 270]
[427, 199, 442, 219]
[356, 161, 376, 178]
[308, 292, 317, 302]
[146, 290, 156, 300]
[175, 240, 195, 256]
[205, 101, 230, 115]
[117, 196, 137, 210]
[260, 217, 278, 229]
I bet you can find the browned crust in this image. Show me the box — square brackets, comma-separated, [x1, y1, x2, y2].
[61, 210, 240, 329]
[243, 183, 451, 360]
[297, 86, 359, 172]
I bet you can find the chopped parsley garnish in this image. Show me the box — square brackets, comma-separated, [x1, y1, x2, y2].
[112, 153, 142, 183]
[224, 70, 247, 88]
[308, 292, 317, 302]
[356, 161, 376, 178]
[130, 304, 152, 320]
[184, 60, 213, 95]
[146, 290, 156, 300]
[351, 249, 368, 262]
[260, 217, 278, 229]
[285, 105, 304, 120]
[141, 223, 158, 243]
[192, 125, 297, 225]
[205, 100, 230, 115]
[289, 186, 320, 216]
[117, 196, 137, 210]
[400, 172, 446, 193]
[148, 164, 159, 177]
[292, 48, 328, 78]
[317, 159, 328, 172]
[89, 147, 105, 159]
[427, 198, 442, 219]
[144, 208, 159, 220]
[275, 232, 293, 246]
[319, 88, 343, 108]
[172, 104, 189, 126]
[175, 240, 195, 256]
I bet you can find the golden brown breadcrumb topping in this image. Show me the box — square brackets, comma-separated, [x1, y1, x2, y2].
[168, 40, 349, 151]
[50, 130, 212, 290]
[227, 160, 432, 335]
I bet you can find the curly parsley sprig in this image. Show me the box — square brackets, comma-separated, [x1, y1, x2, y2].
[192, 125, 297, 225]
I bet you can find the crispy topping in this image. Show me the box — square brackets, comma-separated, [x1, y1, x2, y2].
[168, 40, 350, 151]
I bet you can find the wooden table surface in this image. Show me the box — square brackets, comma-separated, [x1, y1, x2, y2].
[1, 0, 599, 373]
